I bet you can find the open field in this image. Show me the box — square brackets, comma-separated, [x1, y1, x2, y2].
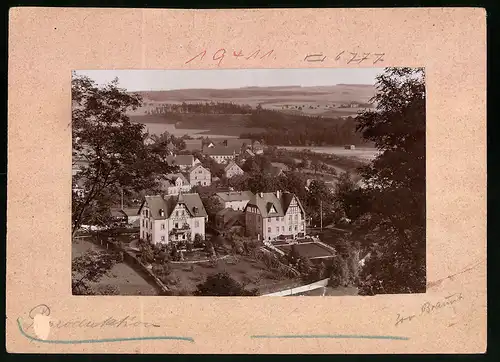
[127, 85, 376, 137]
[163, 255, 299, 295]
[279, 146, 380, 162]
[130, 84, 375, 116]
[72, 238, 159, 296]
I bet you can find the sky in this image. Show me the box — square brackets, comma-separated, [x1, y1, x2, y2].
[73, 68, 383, 91]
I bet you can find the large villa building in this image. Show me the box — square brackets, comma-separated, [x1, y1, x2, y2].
[244, 191, 306, 241]
[138, 193, 208, 245]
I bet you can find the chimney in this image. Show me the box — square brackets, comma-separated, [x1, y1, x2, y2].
[276, 190, 281, 199]
[159, 208, 164, 217]
[259, 192, 264, 198]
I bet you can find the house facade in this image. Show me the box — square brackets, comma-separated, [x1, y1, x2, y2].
[244, 191, 306, 241]
[187, 164, 211, 187]
[138, 193, 208, 245]
[216, 191, 254, 211]
[159, 173, 192, 195]
[204, 146, 237, 164]
[224, 161, 244, 179]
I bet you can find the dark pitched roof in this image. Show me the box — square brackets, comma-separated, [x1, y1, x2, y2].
[245, 192, 304, 218]
[216, 208, 245, 229]
[216, 191, 254, 202]
[121, 207, 140, 217]
[165, 155, 194, 166]
[140, 193, 208, 220]
[184, 139, 203, 151]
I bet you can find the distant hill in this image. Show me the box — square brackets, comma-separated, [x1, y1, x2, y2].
[128, 84, 376, 117]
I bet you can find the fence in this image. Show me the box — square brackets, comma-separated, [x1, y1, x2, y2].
[262, 278, 329, 296]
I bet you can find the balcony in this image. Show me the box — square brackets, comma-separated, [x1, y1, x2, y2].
[169, 223, 191, 236]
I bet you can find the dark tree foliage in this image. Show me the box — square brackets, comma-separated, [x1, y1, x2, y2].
[72, 250, 118, 295]
[194, 272, 258, 296]
[71, 74, 175, 234]
[341, 67, 426, 295]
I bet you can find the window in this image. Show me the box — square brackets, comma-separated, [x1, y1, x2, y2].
[294, 214, 298, 221]
[289, 226, 292, 232]
[182, 234, 185, 240]
[176, 211, 179, 217]
[289, 215, 292, 222]
[282, 226, 284, 232]
[175, 222, 179, 228]
[161, 236, 165, 242]
[275, 217, 279, 222]
[195, 220, 199, 228]
[276, 227, 279, 233]
[268, 227, 271, 233]
[203, 182, 206, 186]
[161, 223, 165, 230]
[295, 225, 298, 231]
[146, 210, 149, 217]
[145, 220, 148, 228]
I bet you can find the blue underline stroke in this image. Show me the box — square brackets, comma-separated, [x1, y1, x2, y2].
[17, 318, 194, 344]
[251, 334, 409, 341]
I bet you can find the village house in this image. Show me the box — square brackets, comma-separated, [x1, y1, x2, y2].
[187, 163, 211, 187]
[215, 208, 246, 237]
[244, 191, 307, 241]
[138, 193, 208, 245]
[203, 145, 237, 164]
[165, 154, 201, 170]
[121, 207, 141, 227]
[224, 161, 244, 179]
[159, 173, 192, 195]
[216, 191, 254, 211]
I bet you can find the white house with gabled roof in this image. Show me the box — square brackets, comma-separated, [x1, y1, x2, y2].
[138, 193, 208, 245]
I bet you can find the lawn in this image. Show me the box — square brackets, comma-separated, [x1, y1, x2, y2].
[276, 242, 335, 259]
[160, 254, 299, 295]
[72, 238, 159, 296]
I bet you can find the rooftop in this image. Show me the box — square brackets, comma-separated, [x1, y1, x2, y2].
[246, 191, 305, 218]
[141, 193, 208, 220]
[165, 155, 194, 166]
[216, 190, 254, 202]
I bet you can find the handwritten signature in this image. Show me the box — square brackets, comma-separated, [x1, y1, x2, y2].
[395, 293, 464, 327]
[24, 304, 160, 330]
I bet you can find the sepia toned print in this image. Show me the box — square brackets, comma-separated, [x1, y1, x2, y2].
[71, 67, 425, 297]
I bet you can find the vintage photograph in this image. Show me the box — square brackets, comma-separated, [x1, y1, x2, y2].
[72, 67, 426, 297]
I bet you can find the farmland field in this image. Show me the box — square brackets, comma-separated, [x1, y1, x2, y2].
[278, 146, 380, 161]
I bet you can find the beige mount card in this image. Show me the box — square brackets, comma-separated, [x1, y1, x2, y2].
[7, 7, 486, 354]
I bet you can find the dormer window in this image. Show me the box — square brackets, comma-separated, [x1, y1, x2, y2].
[159, 209, 164, 217]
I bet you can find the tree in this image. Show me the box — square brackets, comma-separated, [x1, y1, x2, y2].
[344, 67, 426, 295]
[71, 74, 175, 235]
[72, 250, 118, 295]
[311, 158, 321, 174]
[194, 272, 258, 296]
